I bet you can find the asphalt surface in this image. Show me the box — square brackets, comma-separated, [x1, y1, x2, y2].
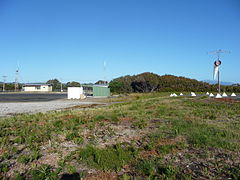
[0, 93, 67, 102]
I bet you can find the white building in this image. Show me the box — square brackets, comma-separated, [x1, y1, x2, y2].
[67, 87, 83, 99]
[23, 84, 52, 92]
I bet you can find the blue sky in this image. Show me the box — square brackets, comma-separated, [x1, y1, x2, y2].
[0, 0, 239, 83]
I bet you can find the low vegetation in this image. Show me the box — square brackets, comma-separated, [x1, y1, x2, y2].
[0, 93, 240, 179]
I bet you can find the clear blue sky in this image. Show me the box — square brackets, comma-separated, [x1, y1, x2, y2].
[0, 0, 239, 83]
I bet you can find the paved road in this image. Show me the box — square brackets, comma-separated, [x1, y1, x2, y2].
[0, 93, 67, 102]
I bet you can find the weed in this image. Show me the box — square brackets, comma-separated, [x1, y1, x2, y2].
[78, 144, 137, 171]
[2, 152, 11, 160]
[31, 164, 58, 180]
[0, 162, 9, 173]
[110, 113, 119, 122]
[224, 164, 240, 179]
[120, 173, 132, 180]
[135, 158, 178, 178]
[73, 136, 84, 145]
[133, 119, 147, 129]
[13, 173, 25, 180]
[135, 159, 155, 176]
[66, 131, 78, 141]
[67, 165, 77, 174]
[94, 115, 106, 121]
[17, 155, 31, 164]
[157, 144, 176, 155]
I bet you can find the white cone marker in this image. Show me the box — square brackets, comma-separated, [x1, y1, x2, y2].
[222, 92, 228, 97]
[231, 93, 236, 97]
[209, 93, 214, 97]
[173, 93, 178, 97]
[191, 92, 196, 96]
[206, 92, 209, 95]
[215, 93, 222, 98]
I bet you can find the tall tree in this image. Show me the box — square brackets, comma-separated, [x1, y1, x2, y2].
[109, 75, 134, 93]
[131, 72, 160, 92]
[66, 81, 81, 87]
[46, 79, 61, 91]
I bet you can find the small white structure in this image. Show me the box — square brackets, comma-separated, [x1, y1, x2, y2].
[67, 87, 83, 99]
[209, 93, 214, 97]
[180, 93, 183, 96]
[206, 92, 209, 95]
[215, 93, 222, 98]
[23, 84, 52, 92]
[222, 92, 228, 97]
[231, 93, 236, 97]
[170, 93, 178, 97]
[191, 92, 196, 96]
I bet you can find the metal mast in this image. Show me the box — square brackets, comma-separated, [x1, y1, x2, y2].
[208, 49, 230, 93]
[103, 61, 107, 83]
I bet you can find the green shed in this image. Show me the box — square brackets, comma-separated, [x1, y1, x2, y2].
[93, 86, 110, 97]
[82, 85, 110, 97]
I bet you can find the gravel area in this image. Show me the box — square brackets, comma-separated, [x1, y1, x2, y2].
[0, 100, 103, 117]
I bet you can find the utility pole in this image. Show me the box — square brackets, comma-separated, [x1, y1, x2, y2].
[208, 49, 230, 93]
[2, 76, 6, 92]
[60, 78, 63, 92]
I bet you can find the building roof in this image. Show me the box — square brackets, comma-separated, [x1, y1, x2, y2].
[82, 84, 109, 88]
[23, 84, 52, 87]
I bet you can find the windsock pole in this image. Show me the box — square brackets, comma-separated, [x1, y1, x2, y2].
[218, 70, 220, 93]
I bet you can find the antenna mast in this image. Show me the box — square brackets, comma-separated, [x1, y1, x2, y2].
[103, 61, 107, 83]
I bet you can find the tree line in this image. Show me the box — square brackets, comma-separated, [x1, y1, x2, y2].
[0, 79, 81, 92]
[109, 72, 240, 93]
[0, 79, 107, 91]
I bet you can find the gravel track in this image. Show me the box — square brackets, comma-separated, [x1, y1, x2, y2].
[0, 100, 102, 117]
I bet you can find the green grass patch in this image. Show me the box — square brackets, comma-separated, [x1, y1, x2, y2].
[135, 158, 178, 179]
[171, 119, 239, 150]
[78, 144, 138, 171]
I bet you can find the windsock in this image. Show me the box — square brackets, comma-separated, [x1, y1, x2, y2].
[213, 60, 221, 80]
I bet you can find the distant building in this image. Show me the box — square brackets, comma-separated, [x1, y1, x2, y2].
[82, 84, 110, 97]
[23, 84, 52, 92]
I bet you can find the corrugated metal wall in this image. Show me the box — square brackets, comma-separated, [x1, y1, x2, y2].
[93, 86, 110, 97]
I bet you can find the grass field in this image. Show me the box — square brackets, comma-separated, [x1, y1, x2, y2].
[0, 93, 240, 179]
